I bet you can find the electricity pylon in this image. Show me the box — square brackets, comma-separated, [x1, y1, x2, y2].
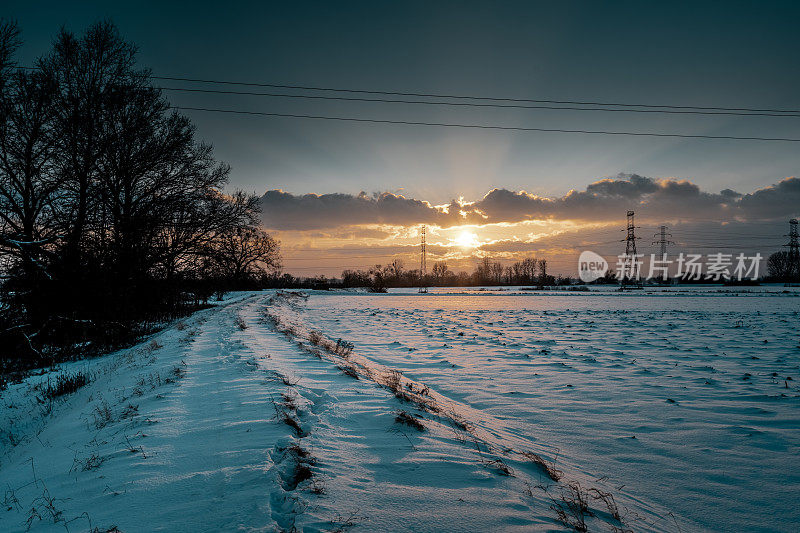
[652, 225, 675, 283]
[620, 210, 642, 288]
[418, 225, 428, 293]
[784, 218, 799, 282]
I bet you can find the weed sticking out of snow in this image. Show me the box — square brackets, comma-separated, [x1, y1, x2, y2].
[329, 509, 366, 533]
[287, 443, 312, 460]
[550, 482, 592, 532]
[164, 364, 185, 383]
[283, 413, 305, 437]
[383, 369, 402, 392]
[449, 416, 472, 432]
[124, 434, 147, 458]
[121, 403, 139, 419]
[70, 451, 105, 472]
[270, 394, 307, 437]
[279, 372, 299, 386]
[394, 410, 425, 431]
[308, 330, 323, 346]
[279, 443, 319, 492]
[337, 364, 359, 379]
[5, 458, 103, 531]
[588, 487, 622, 523]
[92, 400, 114, 429]
[393, 388, 414, 403]
[37, 370, 91, 401]
[333, 338, 354, 358]
[281, 391, 299, 412]
[475, 451, 514, 476]
[520, 451, 563, 481]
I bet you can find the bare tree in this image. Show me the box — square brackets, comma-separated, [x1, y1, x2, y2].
[38, 21, 139, 276]
[432, 261, 447, 283]
[368, 264, 391, 292]
[504, 265, 513, 284]
[0, 21, 282, 371]
[389, 258, 404, 280]
[211, 227, 281, 282]
[341, 269, 371, 288]
[491, 261, 504, 284]
[520, 258, 535, 283]
[474, 256, 492, 284]
[767, 251, 793, 281]
[0, 20, 21, 95]
[0, 55, 60, 277]
[538, 259, 548, 285]
[154, 189, 256, 279]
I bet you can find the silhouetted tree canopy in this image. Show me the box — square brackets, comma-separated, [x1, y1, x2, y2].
[767, 251, 798, 281]
[0, 20, 280, 373]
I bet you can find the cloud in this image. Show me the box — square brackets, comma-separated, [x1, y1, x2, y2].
[585, 174, 660, 197]
[477, 239, 543, 254]
[259, 174, 800, 230]
[259, 190, 475, 230]
[299, 227, 395, 240]
[737, 177, 800, 220]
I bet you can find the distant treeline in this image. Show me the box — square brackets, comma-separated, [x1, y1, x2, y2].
[0, 21, 280, 376]
[277, 250, 796, 290]
[766, 251, 800, 283]
[336, 257, 566, 291]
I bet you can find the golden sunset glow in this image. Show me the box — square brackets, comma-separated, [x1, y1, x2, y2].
[452, 230, 480, 249]
[272, 217, 610, 277]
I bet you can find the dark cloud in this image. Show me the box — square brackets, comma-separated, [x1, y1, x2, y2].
[584, 174, 659, 197]
[260, 175, 800, 230]
[737, 177, 800, 220]
[259, 190, 474, 230]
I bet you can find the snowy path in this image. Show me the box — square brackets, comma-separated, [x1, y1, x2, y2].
[2, 292, 617, 532]
[2, 293, 302, 531]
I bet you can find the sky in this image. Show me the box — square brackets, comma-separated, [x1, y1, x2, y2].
[6, 1, 800, 276]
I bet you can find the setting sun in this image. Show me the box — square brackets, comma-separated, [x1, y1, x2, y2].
[453, 230, 480, 249]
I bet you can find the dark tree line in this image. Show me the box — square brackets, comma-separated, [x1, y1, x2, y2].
[341, 256, 563, 291]
[0, 21, 280, 374]
[766, 251, 800, 282]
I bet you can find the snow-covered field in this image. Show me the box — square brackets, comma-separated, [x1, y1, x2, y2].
[1, 287, 798, 532]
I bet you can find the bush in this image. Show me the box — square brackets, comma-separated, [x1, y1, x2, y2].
[39, 370, 91, 400]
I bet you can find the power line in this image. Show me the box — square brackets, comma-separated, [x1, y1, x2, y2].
[172, 106, 800, 142]
[15, 66, 800, 140]
[157, 86, 800, 118]
[670, 233, 784, 239]
[672, 244, 776, 249]
[151, 73, 800, 114]
[672, 231, 784, 237]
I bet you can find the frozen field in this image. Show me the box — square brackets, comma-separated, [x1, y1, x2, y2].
[1, 287, 798, 532]
[274, 286, 800, 532]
